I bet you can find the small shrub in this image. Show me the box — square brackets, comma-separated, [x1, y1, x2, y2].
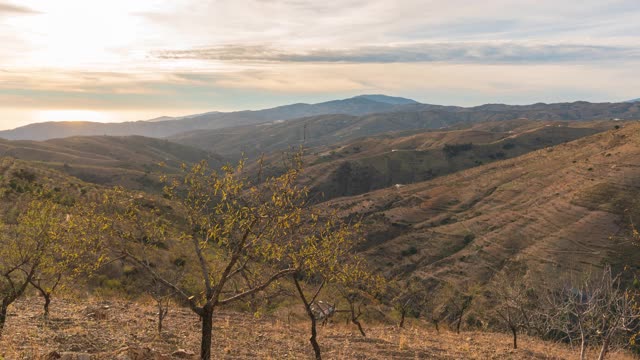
[463, 233, 475, 244]
[443, 143, 473, 157]
[12, 168, 36, 182]
[401, 246, 418, 256]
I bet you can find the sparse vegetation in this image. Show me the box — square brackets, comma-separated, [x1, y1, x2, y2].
[0, 119, 639, 359]
[443, 143, 473, 157]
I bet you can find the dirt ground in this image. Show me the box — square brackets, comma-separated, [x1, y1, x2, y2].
[0, 297, 635, 359]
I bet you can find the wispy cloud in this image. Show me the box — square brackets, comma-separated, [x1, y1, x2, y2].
[1, 0, 639, 129]
[0, 2, 38, 15]
[155, 42, 640, 64]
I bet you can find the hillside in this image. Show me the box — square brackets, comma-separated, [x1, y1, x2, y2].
[0, 136, 222, 191]
[300, 120, 617, 201]
[171, 102, 640, 158]
[322, 122, 640, 287]
[0, 95, 422, 141]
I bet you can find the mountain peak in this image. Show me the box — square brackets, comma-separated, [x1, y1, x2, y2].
[351, 94, 420, 105]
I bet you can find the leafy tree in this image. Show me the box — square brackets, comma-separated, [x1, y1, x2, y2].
[336, 270, 384, 337]
[289, 232, 376, 360]
[105, 155, 362, 360]
[29, 200, 108, 319]
[0, 199, 65, 335]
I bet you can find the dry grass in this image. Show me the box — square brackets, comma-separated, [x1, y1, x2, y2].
[0, 297, 635, 359]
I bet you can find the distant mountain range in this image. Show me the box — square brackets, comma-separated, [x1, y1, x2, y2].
[0, 95, 423, 141]
[170, 100, 640, 159]
[1, 94, 639, 142]
[628, 98, 640, 103]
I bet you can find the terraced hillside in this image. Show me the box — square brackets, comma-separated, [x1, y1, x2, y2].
[300, 120, 617, 200]
[323, 122, 640, 287]
[0, 136, 222, 191]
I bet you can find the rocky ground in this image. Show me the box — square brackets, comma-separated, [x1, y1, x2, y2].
[0, 297, 634, 359]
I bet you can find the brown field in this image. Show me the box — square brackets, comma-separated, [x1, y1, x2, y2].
[0, 297, 635, 359]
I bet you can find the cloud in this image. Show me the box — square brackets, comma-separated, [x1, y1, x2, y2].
[0, 2, 38, 15]
[155, 42, 640, 64]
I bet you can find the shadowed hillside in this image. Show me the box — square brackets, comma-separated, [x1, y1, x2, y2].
[300, 120, 617, 201]
[323, 122, 640, 287]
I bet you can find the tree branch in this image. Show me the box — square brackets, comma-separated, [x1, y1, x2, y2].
[219, 268, 295, 305]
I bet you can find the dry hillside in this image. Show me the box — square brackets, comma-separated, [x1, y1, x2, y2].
[300, 120, 617, 200]
[324, 122, 640, 286]
[0, 136, 222, 191]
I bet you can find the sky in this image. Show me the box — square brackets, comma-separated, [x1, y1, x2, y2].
[1, 0, 639, 130]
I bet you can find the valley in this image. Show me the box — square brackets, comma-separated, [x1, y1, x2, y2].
[1, 96, 640, 360]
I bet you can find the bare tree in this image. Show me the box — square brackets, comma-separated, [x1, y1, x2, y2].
[541, 266, 640, 360]
[392, 281, 422, 328]
[441, 284, 476, 334]
[149, 278, 172, 335]
[423, 293, 446, 333]
[489, 270, 537, 349]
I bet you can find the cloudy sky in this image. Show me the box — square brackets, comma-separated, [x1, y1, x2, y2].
[1, 0, 639, 130]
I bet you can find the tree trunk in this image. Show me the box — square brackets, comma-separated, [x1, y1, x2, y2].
[597, 336, 611, 360]
[309, 313, 321, 360]
[158, 306, 164, 334]
[43, 292, 51, 320]
[511, 326, 517, 349]
[157, 301, 168, 335]
[456, 313, 463, 334]
[579, 331, 586, 360]
[399, 309, 406, 328]
[294, 276, 322, 360]
[349, 303, 366, 337]
[433, 320, 439, 333]
[0, 299, 8, 336]
[200, 304, 214, 360]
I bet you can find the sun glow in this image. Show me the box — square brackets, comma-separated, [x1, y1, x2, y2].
[35, 110, 112, 123]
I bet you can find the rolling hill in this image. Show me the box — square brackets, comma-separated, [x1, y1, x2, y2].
[0, 95, 423, 141]
[2, 98, 640, 144]
[320, 121, 640, 289]
[0, 136, 222, 191]
[171, 101, 640, 159]
[299, 120, 619, 201]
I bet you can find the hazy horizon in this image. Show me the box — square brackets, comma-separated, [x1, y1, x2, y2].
[1, 0, 639, 131]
